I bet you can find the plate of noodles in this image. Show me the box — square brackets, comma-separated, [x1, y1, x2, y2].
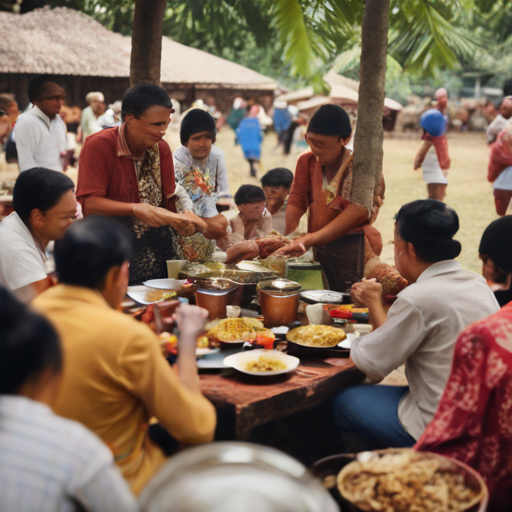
[223, 349, 299, 376]
[287, 325, 346, 349]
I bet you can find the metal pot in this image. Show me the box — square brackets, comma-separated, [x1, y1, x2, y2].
[194, 278, 243, 319]
[257, 278, 302, 328]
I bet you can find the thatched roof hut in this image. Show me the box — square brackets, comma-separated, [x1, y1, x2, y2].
[0, 7, 277, 111]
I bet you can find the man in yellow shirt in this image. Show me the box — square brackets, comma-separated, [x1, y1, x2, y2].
[33, 216, 216, 495]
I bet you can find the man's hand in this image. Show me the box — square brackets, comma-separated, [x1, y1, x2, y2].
[351, 278, 382, 307]
[132, 203, 174, 227]
[351, 278, 387, 330]
[167, 212, 198, 236]
[132, 203, 198, 235]
[273, 239, 307, 257]
[174, 304, 208, 337]
[173, 304, 209, 352]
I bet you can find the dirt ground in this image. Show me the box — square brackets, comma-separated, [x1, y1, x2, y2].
[168, 128, 498, 274]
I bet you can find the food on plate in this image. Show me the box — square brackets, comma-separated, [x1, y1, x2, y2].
[207, 317, 275, 344]
[287, 325, 346, 347]
[159, 332, 177, 357]
[364, 257, 408, 297]
[325, 304, 369, 321]
[245, 355, 287, 372]
[337, 449, 481, 512]
[225, 240, 260, 265]
[144, 289, 177, 303]
[254, 233, 289, 259]
[197, 336, 209, 349]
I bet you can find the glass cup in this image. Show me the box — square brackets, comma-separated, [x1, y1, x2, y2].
[226, 305, 241, 318]
[166, 259, 186, 279]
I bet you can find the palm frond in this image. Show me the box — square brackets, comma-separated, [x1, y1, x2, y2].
[390, 0, 478, 74]
[272, 0, 325, 77]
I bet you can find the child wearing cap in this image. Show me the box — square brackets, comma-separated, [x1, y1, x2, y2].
[174, 108, 231, 218]
[413, 108, 451, 201]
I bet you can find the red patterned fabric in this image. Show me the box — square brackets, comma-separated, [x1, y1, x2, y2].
[415, 302, 512, 505]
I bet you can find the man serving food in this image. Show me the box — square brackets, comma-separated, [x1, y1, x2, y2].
[77, 83, 217, 284]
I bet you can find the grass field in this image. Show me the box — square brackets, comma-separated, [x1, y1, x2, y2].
[168, 128, 499, 274]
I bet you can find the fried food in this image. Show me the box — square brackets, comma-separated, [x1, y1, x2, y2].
[144, 290, 177, 303]
[245, 355, 287, 372]
[287, 325, 346, 347]
[208, 317, 274, 343]
[337, 449, 481, 512]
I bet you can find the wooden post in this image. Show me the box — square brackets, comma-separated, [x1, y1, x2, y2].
[350, 0, 390, 210]
[130, 0, 167, 86]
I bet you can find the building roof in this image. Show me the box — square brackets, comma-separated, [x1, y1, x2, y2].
[280, 70, 402, 111]
[0, 7, 277, 90]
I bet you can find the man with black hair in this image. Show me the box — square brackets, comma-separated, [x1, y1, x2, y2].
[15, 75, 67, 172]
[275, 104, 383, 265]
[0, 287, 137, 511]
[77, 83, 212, 284]
[33, 216, 216, 495]
[230, 184, 273, 240]
[260, 167, 294, 235]
[0, 168, 76, 302]
[332, 200, 499, 450]
[479, 215, 512, 307]
[173, 108, 230, 218]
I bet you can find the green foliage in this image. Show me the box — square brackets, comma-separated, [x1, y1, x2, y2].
[44, 0, 512, 93]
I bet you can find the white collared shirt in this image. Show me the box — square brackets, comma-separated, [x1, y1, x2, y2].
[351, 260, 500, 440]
[0, 395, 137, 512]
[15, 105, 67, 172]
[0, 212, 47, 302]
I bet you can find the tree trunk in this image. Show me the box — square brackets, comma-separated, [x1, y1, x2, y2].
[350, 0, 390, 210]
[130, 0, 167, 86]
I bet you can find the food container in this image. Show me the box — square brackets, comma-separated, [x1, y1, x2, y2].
[185, 268, 277, 308]
[257, 278, 302, 328]
[194, 278, 243, 320]
[138, 442, 338, 512]
[286, 262, 324, 290]
[312, 449, 488, 512]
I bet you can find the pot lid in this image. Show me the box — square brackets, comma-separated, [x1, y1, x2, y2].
[257, 278, 301, 294]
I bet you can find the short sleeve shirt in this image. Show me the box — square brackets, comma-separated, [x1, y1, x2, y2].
[76, 127, 176, 207]
[0, 212, 46, 302]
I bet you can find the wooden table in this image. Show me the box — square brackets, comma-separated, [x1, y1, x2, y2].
[200, 356, 364, 440]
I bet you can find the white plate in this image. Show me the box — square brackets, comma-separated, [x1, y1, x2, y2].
[338, 332, 359, 349]
[143, 279, 185, 290]
[196, 347, 219, 358]
[127, 285, 179, 305]
[223, 349, 299, 377]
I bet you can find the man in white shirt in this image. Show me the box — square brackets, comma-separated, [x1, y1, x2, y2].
[333, 200, 499, 449]
[15, 75, 67, 172]
[486, 96, 512, 145]
[0, 287, 137, 512]
[0, 168, 76, 302]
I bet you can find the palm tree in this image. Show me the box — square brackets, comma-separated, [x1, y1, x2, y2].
[130, 0, 167, 86]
